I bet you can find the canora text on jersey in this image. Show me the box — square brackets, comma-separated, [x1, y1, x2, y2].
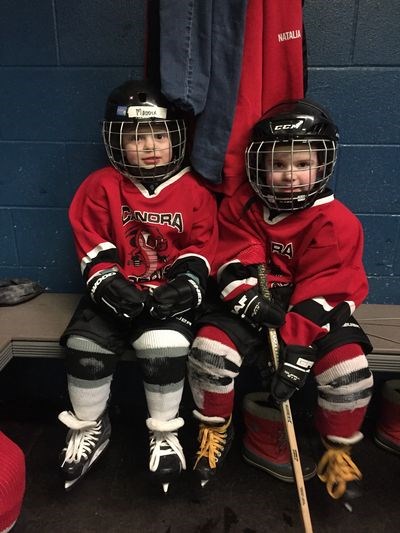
[121, 205, 184, 232]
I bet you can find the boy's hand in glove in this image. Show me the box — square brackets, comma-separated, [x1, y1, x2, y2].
[88, 269, 147, 320]
[147, 274, 203, 320]
[270, 344, 317, 404]
[227, 287, 285, 328]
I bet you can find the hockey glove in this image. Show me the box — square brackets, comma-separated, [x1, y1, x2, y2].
[148, 274, 203, 320]
[227, 287, 285, 328]
[88, 269, 147, 321]
[270, 344, 317, 404]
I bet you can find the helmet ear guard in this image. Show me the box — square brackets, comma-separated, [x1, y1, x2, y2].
[246, 99, 339, 212]
[102, 80, 186, 183]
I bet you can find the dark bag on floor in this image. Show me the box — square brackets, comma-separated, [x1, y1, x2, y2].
[0, 278, 44, 306]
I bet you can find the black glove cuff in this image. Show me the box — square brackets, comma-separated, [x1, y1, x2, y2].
[283, 344, 317, 366]
[87, 269, 119, 302]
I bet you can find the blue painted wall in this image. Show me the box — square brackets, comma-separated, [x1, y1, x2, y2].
[1, 1, 399, 303]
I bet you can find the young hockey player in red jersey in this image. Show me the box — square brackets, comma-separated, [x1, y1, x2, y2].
[187, 99, 373, 504]
[58, 80, 218, 493]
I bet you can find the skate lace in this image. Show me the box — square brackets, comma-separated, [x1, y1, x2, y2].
[62, 421, 102, 466]
[149, 430, 186, 472]
[194, 423, 228, 469]
[317, 446, 362, 499]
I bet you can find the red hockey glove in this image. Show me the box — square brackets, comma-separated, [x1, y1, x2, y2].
[270, 345, 317, 404]
[88, 269, 147, 321]
[147, 274, 203, 320]
[227, 287, 285, 328]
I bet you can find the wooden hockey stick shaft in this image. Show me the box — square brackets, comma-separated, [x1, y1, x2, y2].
[257, 264, 313, 533]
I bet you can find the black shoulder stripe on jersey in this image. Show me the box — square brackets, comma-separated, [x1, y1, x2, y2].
[82, 248, 121, 280]
[241, 195, 259, 216]
[218, 262, 259, 291]
[290, 299, 352, 329]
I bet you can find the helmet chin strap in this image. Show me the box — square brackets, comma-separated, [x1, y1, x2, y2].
[124, 160, 181, 184]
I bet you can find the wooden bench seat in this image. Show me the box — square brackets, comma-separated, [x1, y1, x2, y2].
[1, 293, 400, 372]
[0, 293, 135, 371]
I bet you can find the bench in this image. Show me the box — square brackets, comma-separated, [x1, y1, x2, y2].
[0, 293, 135, 371]
[1, 293, 400, 372]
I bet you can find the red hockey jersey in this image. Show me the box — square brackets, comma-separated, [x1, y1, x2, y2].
[215, 183, 368, 347]
[68, 166, 218, 289]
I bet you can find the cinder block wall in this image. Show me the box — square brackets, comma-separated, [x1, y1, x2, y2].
[1, 1, 399, 303]
[304, 0, 400, 303]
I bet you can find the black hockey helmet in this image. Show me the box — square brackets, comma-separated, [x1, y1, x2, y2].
[102, 80, 186, 183]
[245, 99, 339, 211]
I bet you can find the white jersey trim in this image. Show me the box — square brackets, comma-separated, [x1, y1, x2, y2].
[262, 193, 335, 225]
[80, 242, 116, 273]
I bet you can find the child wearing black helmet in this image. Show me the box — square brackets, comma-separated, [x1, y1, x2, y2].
[187, 99, 373, 505]
[58, 80, 218, 493]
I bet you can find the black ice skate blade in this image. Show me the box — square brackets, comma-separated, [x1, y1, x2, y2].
[189, 469, 218, 502]
[149, 471, 182, 496]
[193, 469, 214, 489]
[63, 467, 97, 492]
[341, 493, 361, 513]
[64, 477, 81, 492]
[61, 442, 110, 492]
[335, 483, 362, 513]
[188, 477, 212, 504]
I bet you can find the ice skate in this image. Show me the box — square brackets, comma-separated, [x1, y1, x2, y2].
[58, 410, 111, 491]
[146, 417, 186, 493]
[317, 433, 363, 510]
[192, 410, 234, 487]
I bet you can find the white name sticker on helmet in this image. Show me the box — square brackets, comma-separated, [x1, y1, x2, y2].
[127, 105, 167, 119]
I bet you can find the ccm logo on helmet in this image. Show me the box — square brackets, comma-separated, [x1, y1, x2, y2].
[273, 120, 304, 132]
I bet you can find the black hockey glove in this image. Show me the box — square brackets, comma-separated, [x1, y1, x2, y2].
[88, 269, 147, 321]
[147, 274, 203, 320]
[227, 287, 285, 328]
[270, 344, 317, 404]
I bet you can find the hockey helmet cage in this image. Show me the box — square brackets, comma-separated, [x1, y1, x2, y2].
[245, 99, 339, 211]
[102, 80, 186, 183]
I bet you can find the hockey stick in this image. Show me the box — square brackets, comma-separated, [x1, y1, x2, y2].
[257, 264, 313, 533]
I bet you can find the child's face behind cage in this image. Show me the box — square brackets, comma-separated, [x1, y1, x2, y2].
[123, 123, 172, 169]
[264, 144, 319, 194]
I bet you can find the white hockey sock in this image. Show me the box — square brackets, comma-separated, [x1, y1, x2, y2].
[133, 329, 189, 421]
[67, 374, 112, 421]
